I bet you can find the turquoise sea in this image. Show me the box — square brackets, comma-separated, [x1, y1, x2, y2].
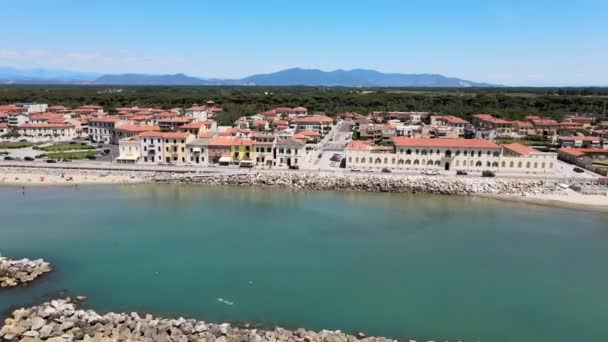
[0, 185, 607, 341]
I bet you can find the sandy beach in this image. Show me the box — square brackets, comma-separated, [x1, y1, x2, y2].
[0, 166, 154, 185]
[486, 189, 608, 212]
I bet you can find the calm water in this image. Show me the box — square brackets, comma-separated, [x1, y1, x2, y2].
[0, 185, 607, 342]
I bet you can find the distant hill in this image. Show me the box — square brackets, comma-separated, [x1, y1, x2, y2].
[0, 66, 500, 87]
[94, 73, 209, 86]
[239, 68, 499, 87]
[0, 67, 99, 83]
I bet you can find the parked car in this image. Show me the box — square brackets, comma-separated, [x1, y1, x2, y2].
[3, 156, 14, 161]
[350, 168, 362, 172]
[422, 170, 439, 176]
[456, 170, 468, 176]
[381, 168, 391, 173]
[482, 170, 496, 177]
[573, 167, 585, 173]
[317, 153, 323, 159]
[86, 155, 97, 160]
[103, 149, 111, 155]
[289, 165, 299, 170]
[46, 159, 57, 163]
[24, 156, 35, 161]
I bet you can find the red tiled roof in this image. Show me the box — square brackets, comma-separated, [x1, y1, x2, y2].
[115, 124, 160, 132]
[293, 107, 308, 112]
[558, 147, 608, 157]
[0, 123, 8, 128]
[532, 119, 558, 126]
[163, 132, 192, 139]
[297, 129, 321, 137]
[187, 106, 207, 111]
[208, 136, 252, 146]
[78, 105, 103, 110]
[394, 137, 500, 149]
[198, 132, 216, 138]
[436, 115, 469, 124]
[346, 141, 374, 151]
[180, 121, 215, 129]
[501, 143, 539, 156]
[89, 117, 120, 123]
[512, 120, 533, 128]
[291, 115, 334, 124]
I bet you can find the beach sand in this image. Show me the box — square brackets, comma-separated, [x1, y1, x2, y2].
[488, 189, 608, 212]
[0, 167, 153, 185]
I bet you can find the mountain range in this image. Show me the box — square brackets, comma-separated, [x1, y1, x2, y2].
[0, 67, 500, 87]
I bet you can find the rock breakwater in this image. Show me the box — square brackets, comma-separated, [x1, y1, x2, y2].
[0, 298, 399, 342]
[160, 171, 562, 195]
[0, 255, 52, 288]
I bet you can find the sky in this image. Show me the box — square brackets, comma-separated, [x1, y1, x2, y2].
[1, 0, 607, 86]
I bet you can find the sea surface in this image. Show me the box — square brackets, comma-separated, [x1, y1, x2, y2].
[0, 185, 607, 342]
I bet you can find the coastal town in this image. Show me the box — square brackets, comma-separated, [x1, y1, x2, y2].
[1, 102, 607, 177]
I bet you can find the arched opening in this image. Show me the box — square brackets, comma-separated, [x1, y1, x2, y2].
[445, 150, 452, 157]
[405, 159, 411, 165]
[398, 159, 404, 165]
[427, 160, 433, 165]
[435, 160, 441, 166]
[413, 159, 420, 165]
[475, 161, 482, 167]
[406, 149, 412, 155]
[492, 162, 498, 167]
[375, 158, 382, 164]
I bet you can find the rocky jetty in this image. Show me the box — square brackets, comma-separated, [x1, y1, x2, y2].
[0, 255, 52, 288]
[0, 298, 399, 342]
[160, 171, 562, 196]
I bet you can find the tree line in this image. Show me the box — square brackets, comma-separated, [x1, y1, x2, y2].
[0, 85, 606, 126]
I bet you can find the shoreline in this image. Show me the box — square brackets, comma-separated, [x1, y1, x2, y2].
[0, 298, 405, 342]
[480, 191, 608, 213]
[1, 165, 607, 211]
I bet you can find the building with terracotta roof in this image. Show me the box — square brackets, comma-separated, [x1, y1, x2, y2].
[17, 123, 76, 140]
[430, 115, 470, 136]
[116, 137, 141, 164]
[158, 117, 194, 131]
[472, 114, 514, 136]
[115, 124, 161, 140]
[558, 148, 608, 175]
[345, 137, 556, 174]
[137, 131, 194, 163]
[177, 120, 217, 136]
[274, 138, 305, 168]
[88, 117, 129, 144]
[558, 136, 602, 148]
[290, 115, 334, 137]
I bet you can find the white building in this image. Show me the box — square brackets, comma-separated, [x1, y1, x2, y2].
[274, 138, 305, 168]
[138, 131, 165, 163]
[290, 115, 334, 137]
[88, 117, 128, 144]
[116, 138, 141, 164]
[16, 123, 76, 140]
[184, 106, 209, 121]
[345, 138, 556, 174]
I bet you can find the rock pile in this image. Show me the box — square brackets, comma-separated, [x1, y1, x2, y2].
[0, 255, 52, 288]
[162, 171, 562, 196]
[0, 299, 398, 342]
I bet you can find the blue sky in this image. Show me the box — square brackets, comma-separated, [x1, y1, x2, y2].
[1, 0, 607, 86]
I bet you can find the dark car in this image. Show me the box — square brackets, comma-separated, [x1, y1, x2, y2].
[96, 144, 104, 148]
[3, 156, 14, 161]
[86, 155, 97, 160]
[482, 170, 496, 177]
[381, 168, 391, 173]
[103, 149, 111, 155]
[456, 170, 468, 175]
[24, 156, 35, 161]
[289, 165, 300, 170]
[317, 153, 323, 159]
[573, 167, 585, 173]
[46, 159, 57, 163]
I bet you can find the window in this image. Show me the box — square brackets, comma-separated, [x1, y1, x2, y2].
[476, 161, 482, 167]
[413, 159, 419, 165]
[406, 149, 412, 155]
[375, 158, 381, 164]
[392, 158, 396, 164]
[541, 162, 545, 168]
[405, 159, 410, 165]
[534, 162, 538, 168]
[492, 162, 498, 167]
[526, 162, 530, 168]
[510, 161, 514, 167]
[501, 161, 505, 167]
[518, 161, 522, 168]
[384, 157, 388, 164]
[355, 157, 359, 163]
[464, 150, 468, 156]
[361, 157, 366, 163]
[427, 160, 433, 165]
[348, 157, 352, 163]
[478, 151, 482, 157]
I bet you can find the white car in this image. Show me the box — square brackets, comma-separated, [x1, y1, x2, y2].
[422, 170, 440, 176]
